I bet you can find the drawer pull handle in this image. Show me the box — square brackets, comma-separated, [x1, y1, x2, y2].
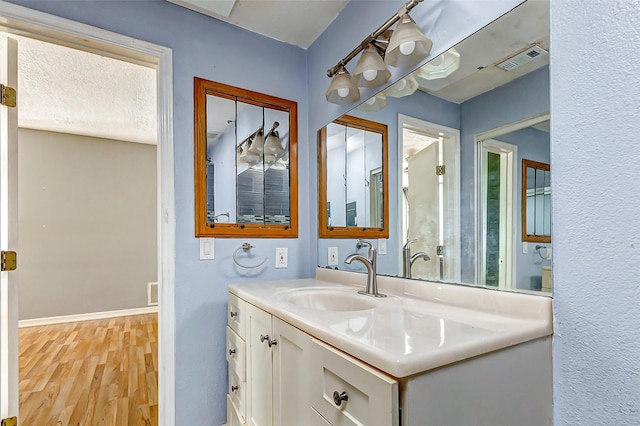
[333, 391, 348, 407]
[260, 334, 278, 347]
[230, 311, 238, 318]
[229, 348, 236, 356]
[231, 385, 239, 392]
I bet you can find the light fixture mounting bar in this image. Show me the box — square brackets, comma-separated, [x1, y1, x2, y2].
[326, 0, 423, 77]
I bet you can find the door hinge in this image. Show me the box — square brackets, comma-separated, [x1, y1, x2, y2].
[1, 251, 17, 271]
[436, 165, 446, 176]
[1, 84, 17, 108]
[1, 416, 17, 426]
[436, 245, 445, 256]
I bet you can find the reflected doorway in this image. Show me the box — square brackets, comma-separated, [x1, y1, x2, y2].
[398, 115, 460, 282]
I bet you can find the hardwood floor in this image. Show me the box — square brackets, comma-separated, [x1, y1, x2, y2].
[19, 313, 158, 426]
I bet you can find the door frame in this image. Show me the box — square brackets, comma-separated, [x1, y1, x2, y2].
[397, 114, 461, 282]
[478, 139, 516, 289]
[0, 2, 176, 425]
[474, 112, 550, 287]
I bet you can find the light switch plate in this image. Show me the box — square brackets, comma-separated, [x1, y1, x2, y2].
[199, 238, 215, 260]
[522, 242, 528, 253]
[546, 248, 552, 260]
[328, 247, 339, 266]
[275, 247, 288, 268]
[378, 239, 387, 255]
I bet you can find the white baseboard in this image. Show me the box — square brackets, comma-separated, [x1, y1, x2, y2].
[19, 306, 159, 328]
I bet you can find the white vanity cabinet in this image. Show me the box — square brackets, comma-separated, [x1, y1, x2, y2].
[227, 294, 314, 426]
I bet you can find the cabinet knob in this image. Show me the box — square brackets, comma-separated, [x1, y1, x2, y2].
[229, 348, 236, 356]
[333, 391, 348, 407]
[230, 311, 238, 318]
[231, 385, 239, 392]
[260, 334, 277, 347]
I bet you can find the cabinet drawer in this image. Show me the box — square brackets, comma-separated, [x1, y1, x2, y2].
[311, 339, 399, 426]
[228, 368, 246, 422]
[228, 292, 246, 338]
[311, 408, 333, 426]
[226, 326, 246, 381]
[227, 394, 244, 426]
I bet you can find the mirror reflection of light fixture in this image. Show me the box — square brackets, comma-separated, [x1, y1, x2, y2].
[325, 66, 360, 104]
[325, 0, 426, 105]
[383, 74, 418, 98]
[415, 47, 460, 80]
[385, 13, 432, 68]
[264, 130, 284, 164]
[356, 92, 387, 112]
[354, 44, 391, 87]
[247, 130, 264, 155]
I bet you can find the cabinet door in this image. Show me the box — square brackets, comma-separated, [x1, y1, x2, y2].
[273, 317, 312, 426]
[310, 339, 399, 426]
[246, 303, 273, 426]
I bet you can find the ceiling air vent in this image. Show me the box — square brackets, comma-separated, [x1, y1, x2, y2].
[497, 45, 548, 71]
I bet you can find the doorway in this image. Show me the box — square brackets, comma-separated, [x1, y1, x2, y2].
[398, 115, 460, 282]
[0, 3, 175, 424]
[478, 139, 516, 288]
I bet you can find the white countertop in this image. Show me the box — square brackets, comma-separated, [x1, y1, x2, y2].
[228, 269, 553, 378]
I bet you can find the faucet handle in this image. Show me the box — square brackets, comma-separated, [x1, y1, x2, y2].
[356, 239, 372, 250]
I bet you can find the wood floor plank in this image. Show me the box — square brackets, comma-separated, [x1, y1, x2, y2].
[19, 313, 158, 426]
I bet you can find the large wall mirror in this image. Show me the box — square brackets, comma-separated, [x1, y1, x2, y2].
[317, 0, 552, 294]
[194, 78, 298, 237]
[318, 115, 388, 238]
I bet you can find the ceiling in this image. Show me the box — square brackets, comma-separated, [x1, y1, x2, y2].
[165, 0, 349, 48]
[413, 0, 549, 103]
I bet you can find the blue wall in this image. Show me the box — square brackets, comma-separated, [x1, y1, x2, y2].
[6, 1, 310, 424]
[551, 1, 640, 424]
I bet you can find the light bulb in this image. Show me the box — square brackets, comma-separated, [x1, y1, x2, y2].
[362, 69, 378, 81]
[399, 41, 416, 55]
[337, 87, 350, 97]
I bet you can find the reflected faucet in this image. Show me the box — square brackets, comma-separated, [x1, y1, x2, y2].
[403, 239, 431, 278]
[345, 239, 386, 298]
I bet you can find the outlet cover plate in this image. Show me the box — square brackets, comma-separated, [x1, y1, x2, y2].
[275, 247, 288, 268]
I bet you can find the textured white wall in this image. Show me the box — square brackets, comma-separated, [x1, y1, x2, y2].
[551, 0, 640, 424]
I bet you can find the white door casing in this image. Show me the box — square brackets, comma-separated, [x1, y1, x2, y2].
[0, 33, 19, 420]
[0, 2, 175, 424]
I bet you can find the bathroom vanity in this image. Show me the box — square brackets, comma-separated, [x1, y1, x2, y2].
[226, 269, 553, 426]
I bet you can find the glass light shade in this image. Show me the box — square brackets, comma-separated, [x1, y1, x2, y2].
[385, 14, 433, 68]
[247, 131, 264, 155]
[356, 92, 387, 112]
[354, 44, 391, 87]
[326, 67, 360, 104]
[264, 131, 284, 164]
[383, 74, 419, 98]
[237, 145, 260, 164]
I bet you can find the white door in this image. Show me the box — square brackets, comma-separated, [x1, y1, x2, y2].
[480, 139, 516, 289]
[0, 33, 19, 421]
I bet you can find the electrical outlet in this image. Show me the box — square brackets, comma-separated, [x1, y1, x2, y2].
[199, 238, 215, 260]
[275, 247, 288, 268]
[378, 239, 387, 255]
[523, 242, 528, 254]
[328, 247, 339, 266]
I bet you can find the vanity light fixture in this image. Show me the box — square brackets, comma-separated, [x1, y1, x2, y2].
[383, 74, 418, 98]
[354, 44, 391, 87]
[325, 65, 360, 104]
[356, 92, 387, 112]
[384, 13, 432, 68]
[325, 0, 429, 105]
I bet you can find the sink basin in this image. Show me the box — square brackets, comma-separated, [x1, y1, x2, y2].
[282, 287, 377, 312]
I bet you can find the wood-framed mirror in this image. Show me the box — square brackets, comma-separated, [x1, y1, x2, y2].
[522, 158, 551, 243]
[194, 77, 298, 237]
[318, 115, 388, 238]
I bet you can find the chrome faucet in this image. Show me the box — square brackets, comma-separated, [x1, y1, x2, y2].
[402, 239, 430, 278]
[345, 239, 386, 297]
